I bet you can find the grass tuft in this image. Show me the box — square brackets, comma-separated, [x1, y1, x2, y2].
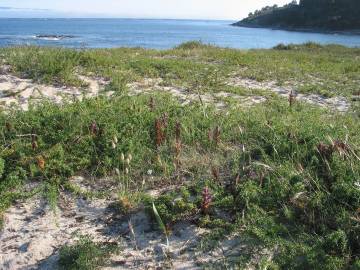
[59, 236, 118, 270]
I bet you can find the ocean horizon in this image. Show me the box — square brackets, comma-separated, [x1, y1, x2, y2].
[1, 18, 360, 49]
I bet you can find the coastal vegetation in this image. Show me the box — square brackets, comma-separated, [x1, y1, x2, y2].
[233, 0, 360, 32]
[0, 42, 359, 269]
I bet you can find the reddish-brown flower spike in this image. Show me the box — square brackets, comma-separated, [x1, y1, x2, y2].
[5, 122, 12, 132]
[231, 173, 241, 195]
[207, 129, 213, 142]
[332, 140, 349, 158]
[149, 97, 155, 111]
[90, 121, 98, 136]
[161, 113, 169, 128]
[213, 126, 221, 145]
[32, 141, 38, 150]
[31, 134, 38, 150]
[175, 141, 181, 158]
[36, 156, 45, 170]
[175, 121, 181, 144]
[201, 187, 212, 214]
[155, 118, 165, 147]
[211, 166, 220, 181]
[317, 142, 334, 160]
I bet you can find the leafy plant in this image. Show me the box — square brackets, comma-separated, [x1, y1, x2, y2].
[152, 202, 169, 246]
[0, 158, 4, 179]
[58, 236, 118, 270]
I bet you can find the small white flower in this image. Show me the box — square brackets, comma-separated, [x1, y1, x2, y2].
[355, 181, 360, 190]
[147, 169, 153, 176]
[125, 158, 131, 165]
[111, 141, 117, 149]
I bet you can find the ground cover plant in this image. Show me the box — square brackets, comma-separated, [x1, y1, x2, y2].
[58, 236, 119, 270]
[2, 42, 360, 97]
[0, 42, 359, 269]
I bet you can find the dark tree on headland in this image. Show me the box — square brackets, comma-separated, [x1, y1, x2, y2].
[233, 0, 360, 31]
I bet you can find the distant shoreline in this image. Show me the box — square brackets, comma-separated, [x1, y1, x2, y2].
[1, 18, 360, 49]
[231, 22, 360, 36]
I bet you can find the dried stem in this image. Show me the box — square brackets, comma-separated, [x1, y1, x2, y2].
[213, 126, 221, 145]
[289, 90, 296, 107]
[155, 118, 165, 147]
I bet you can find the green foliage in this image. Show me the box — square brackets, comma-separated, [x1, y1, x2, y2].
[144, 189, 197, 226]
[58, 236, 118, 270]
[237, 0, 360, 31]
[175, 41, 212, 50]
[5, 46, 85, 86]
[0, 158, 4, 179]
[2, 43, 360, 98]
[273, 42, 324, 51]
[152, 202, 169, 245]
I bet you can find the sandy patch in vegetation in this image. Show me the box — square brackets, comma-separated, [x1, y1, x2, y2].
[0, 65, 351, 112]
[0, 69, 107, 111]
[0, 189, 110, 269]
[0, 70, 263, 112]
[227, 77, 350, 112]
[126, 78, 267, 110]
[126, 76, 351, 112]
[0, 178, 248, 270]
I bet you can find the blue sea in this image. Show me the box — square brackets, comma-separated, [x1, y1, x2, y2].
[0, 18, 360, 49]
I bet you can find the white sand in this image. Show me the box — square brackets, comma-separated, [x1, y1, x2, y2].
[0, 66, 351, 112]
[226, 77, 350, 112]
[0, 177, 249, 270]
[0, 72, 107, 111]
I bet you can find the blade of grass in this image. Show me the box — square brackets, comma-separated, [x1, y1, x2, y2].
[152, 202, 169, 247]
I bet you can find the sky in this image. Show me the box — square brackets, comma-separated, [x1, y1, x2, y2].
[0, 0, 291, 20]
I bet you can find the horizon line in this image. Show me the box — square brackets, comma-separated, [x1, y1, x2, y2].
[0, 17, 238, 21]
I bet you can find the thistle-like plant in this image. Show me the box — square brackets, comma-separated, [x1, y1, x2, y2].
[213, 126, 221, 145]
[175, 121, 181, 144]
[211, 166, 220, 182]
[317, 142, 334, 160]
[148, 96, 155, 111]
[155, 118, 165, 147]
[89, 121, 98, 136]
[31, 134, 38, 150]
[161, 113, 169, 128]
[201, 187, 212, 214]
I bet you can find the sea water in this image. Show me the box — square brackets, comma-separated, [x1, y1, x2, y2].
[0, 18, 359, 49]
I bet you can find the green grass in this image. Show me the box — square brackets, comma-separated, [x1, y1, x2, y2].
[2, 42, 360, 97]
[0, 42, 359, 268]
[58, 236, 119, 270]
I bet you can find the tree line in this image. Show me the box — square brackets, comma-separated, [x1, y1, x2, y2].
[235, 0, 360, 31]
